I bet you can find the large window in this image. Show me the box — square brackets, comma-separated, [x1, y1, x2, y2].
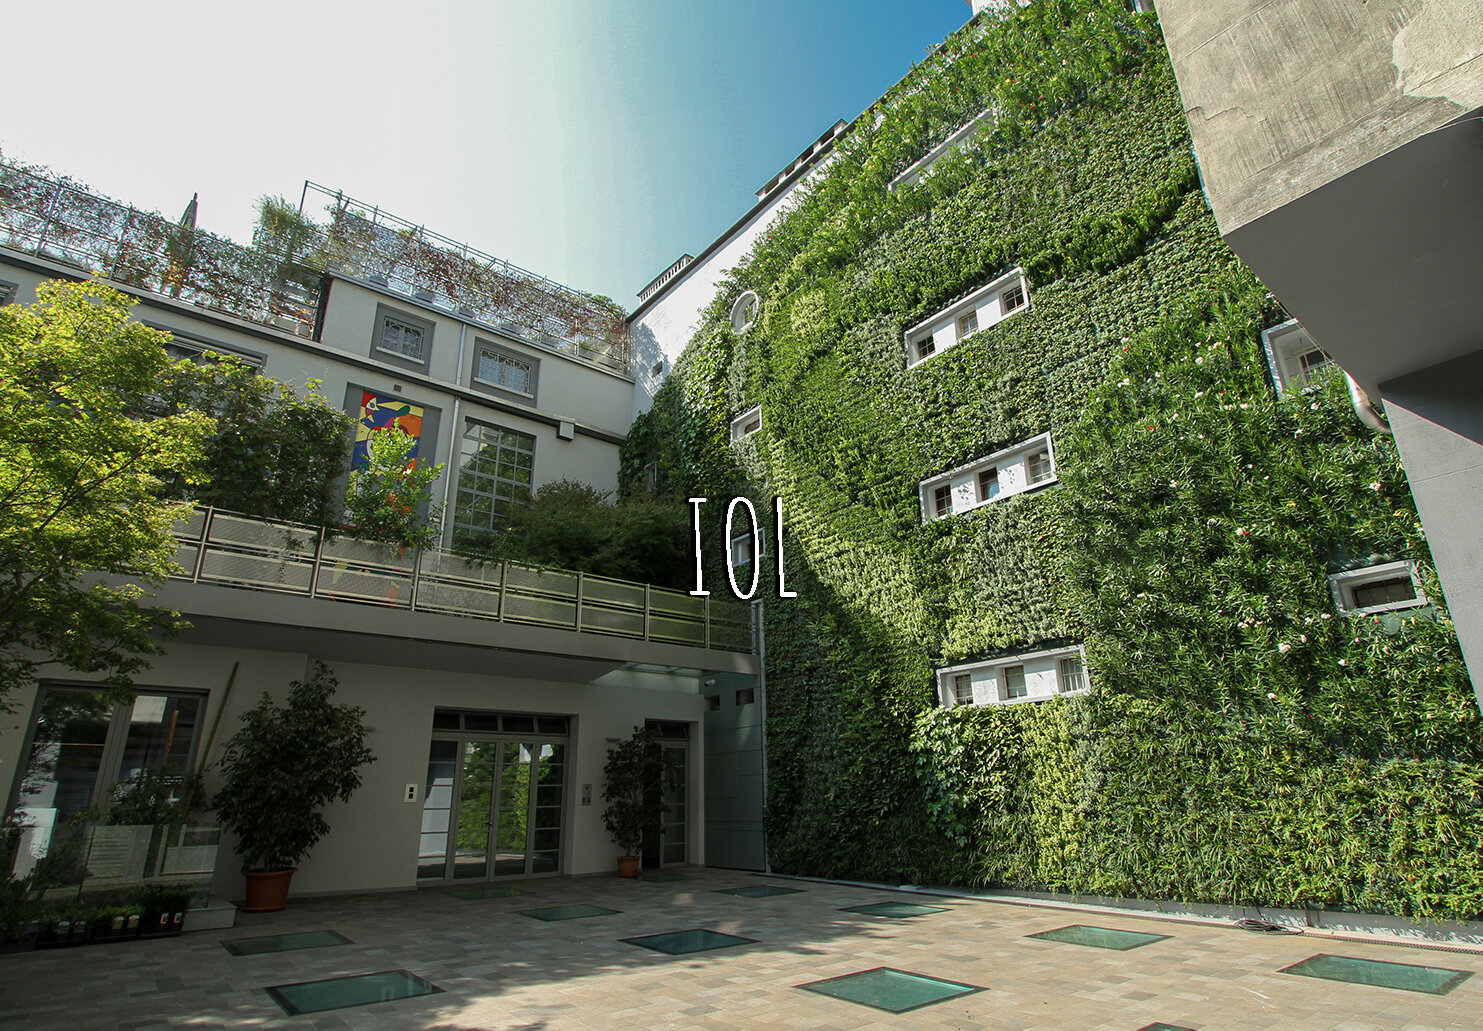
[920, 432, 1057, 522]
[905, 268, 1030, 366]
[937, 645, 1089, 708]
[8, 687, 203, 877]
[452, 422, 535, 547]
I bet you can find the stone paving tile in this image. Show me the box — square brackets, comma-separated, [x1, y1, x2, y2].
[2, 870, 1482, 1029]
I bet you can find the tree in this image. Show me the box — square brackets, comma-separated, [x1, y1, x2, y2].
[160, 358, 352, 527]
[0, 280, 212, 709]
[342, 427, 443, 549]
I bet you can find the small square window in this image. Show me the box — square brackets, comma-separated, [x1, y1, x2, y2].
[730, 406, 762, 442]
[730, 530, 761, 570]
[957, 311, 978, 338]
[1001, 284, 1025, 312]
[0, 280, 18, 306]
[736, 688, 755, 706]
[1329, 560, 1426, 616]
[952, 674, 973, 706]
[706, 695, 721, 712]
[1058, 655, 1087, 694]
[475, 346, 534, 395]
[1026, 450, 1053, 484]
[1296, 346, 1332, 385]
[916, 337, 936, 360]
[1002, 665, 1027, 700]
[378, 315, 425, 361]
[977, 468, 999, 502]
[932, 484, 953, 518]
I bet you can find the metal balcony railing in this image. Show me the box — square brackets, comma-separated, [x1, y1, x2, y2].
[169, 508, 753, 653]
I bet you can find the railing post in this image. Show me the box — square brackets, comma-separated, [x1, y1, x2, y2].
[497, 560, 509, 623]
[643, 584, 651, 641]
[409, 548, 422, 611]
[575, 571, 585, 632]
[191, 507, 212, 582]
[310, 525, 326, 598]
[704, 595, 711, 650]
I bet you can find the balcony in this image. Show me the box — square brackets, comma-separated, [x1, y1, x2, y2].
[168, 509, 753, 658]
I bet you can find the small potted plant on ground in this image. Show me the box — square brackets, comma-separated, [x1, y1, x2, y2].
[211, 662, 375, 912]
[601, 726, 677, 877]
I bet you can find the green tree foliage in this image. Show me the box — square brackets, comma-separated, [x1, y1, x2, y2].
[0, 281, 211, 708]
[342, 428, 443, 549]
[211, 662, 375, 872]
[159, 359, 352, 527]
[463, 479, 692, 590]
[622, 1, 1481, 919]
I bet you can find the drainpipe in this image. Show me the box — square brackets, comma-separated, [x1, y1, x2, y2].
[753, 598, 771, 874]
[436, 323, 471, 539]
[1347, 372, 1392, 435]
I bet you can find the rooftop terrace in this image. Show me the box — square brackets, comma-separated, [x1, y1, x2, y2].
[0, 157, 628, 373]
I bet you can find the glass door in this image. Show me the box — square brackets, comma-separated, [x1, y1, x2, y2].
[417, 711, 568, 884]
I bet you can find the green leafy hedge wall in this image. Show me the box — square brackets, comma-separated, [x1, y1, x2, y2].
[621, 1, 1482, 920]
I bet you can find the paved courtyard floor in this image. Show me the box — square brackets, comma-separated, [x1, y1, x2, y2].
[2, 868, 1480, 1030]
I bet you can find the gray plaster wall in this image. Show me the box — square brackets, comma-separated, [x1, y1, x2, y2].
[1158, 0, 1483, 234]
[1381, 350, 1483, 711]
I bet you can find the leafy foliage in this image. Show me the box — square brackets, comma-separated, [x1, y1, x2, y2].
[622, 1, 1481, 919]
[342, 427, 443, 549]
[158, 358, 353, 527]
[211, 662, 375, 872]
[462, 479, 692, 590]
[0, 281, 211, 708]
[601, 726, 679, 857]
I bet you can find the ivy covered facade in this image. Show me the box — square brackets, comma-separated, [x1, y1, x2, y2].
[622, 1, 1483, 921]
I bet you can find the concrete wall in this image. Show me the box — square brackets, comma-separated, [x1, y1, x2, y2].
[1, 643, 708, 903]
[1158, 0, 1483, 234]
[0, 252, 630, 544]
[1381, 350, 1483, 711]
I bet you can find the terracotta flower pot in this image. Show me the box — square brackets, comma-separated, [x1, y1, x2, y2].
[616, 855, 641, 878]
[243, 868, 297, 912]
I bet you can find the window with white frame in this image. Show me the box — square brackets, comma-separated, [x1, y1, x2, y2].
[374, 306, 433, 364]
[730, 291, 760, 333]
[920, 432, 1056, 522]
[905, 268, 1029, 366]
[730, 526, 763, 574]
[889, 107, 998, 191]
[474, 343, 536, 397]
[730, 405, 762, 442]
[951, 673, 973, 706]
[1262, 320, 1334, 394]
[1328, 560, 1426, 616]
[937, 645, 1089, 708]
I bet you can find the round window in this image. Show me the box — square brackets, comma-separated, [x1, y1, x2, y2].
[730, 290, 759, 333]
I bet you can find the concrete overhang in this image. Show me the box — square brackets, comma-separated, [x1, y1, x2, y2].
[1223, 109, 1483, 395]
[150, 581, 759, 684]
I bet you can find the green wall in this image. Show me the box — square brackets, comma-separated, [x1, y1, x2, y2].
[622, 1, 1483, 921]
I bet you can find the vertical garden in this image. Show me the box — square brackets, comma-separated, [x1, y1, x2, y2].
[622, 0, 1482, 920]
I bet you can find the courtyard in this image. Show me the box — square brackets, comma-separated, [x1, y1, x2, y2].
[1, 869, 1479, 1030]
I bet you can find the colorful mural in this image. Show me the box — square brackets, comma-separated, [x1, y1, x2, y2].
[353, 391, 425, 469]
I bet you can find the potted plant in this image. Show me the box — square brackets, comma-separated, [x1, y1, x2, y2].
[211, 662, 375, 912]
[601, 726, 677, 877]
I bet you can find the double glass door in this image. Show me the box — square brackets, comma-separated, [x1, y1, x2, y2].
[419, 732, 565, 883]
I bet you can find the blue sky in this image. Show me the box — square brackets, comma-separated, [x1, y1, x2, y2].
[2, 1, 971, 308]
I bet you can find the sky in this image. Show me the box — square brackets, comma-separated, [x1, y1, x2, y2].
[2, 1, 972, 309]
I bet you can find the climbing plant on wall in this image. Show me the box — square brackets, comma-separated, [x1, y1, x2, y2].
[622, 0, 1480, 920]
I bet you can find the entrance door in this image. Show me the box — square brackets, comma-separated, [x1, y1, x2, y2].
[641, 722, 689, 869]
[417, 711, 567, 884]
